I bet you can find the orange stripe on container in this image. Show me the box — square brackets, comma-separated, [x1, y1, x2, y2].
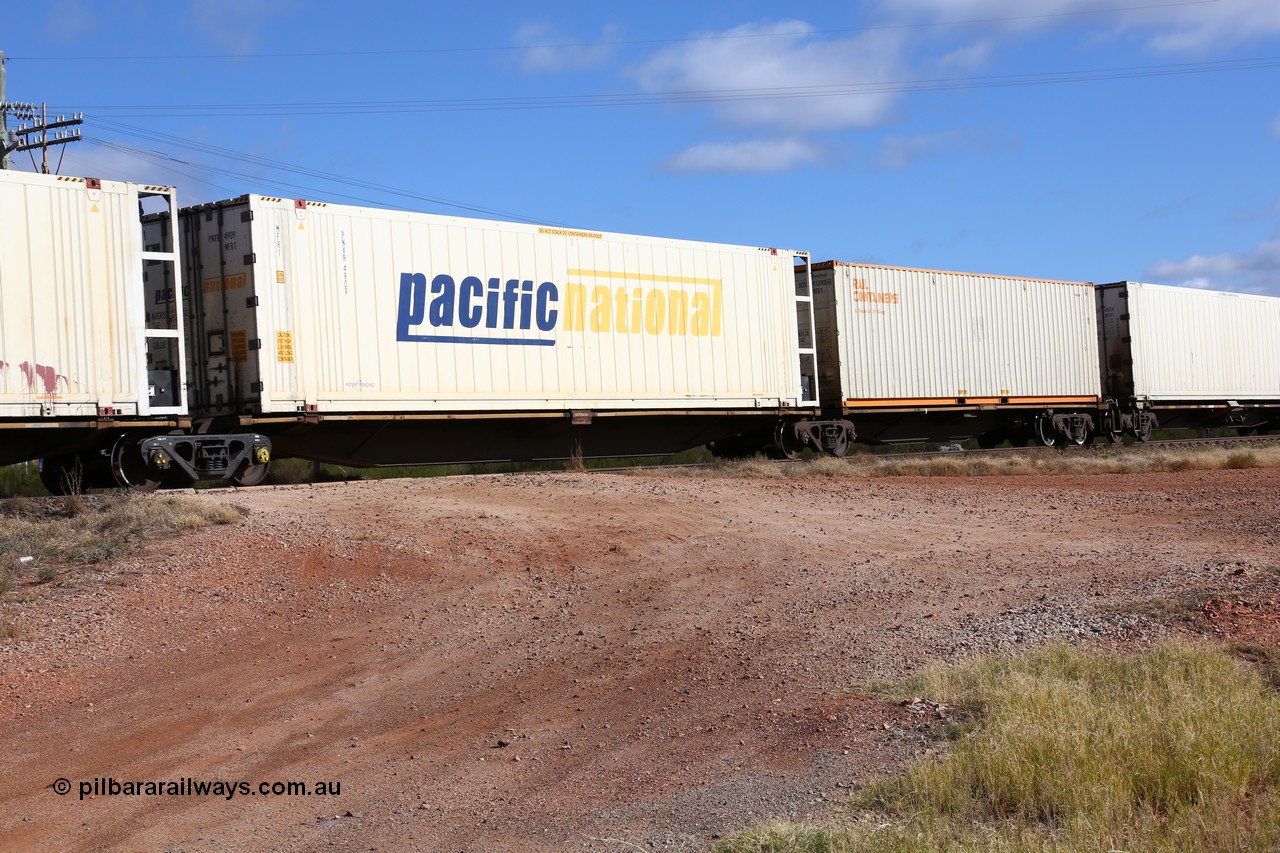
[844, 395, 1099, 408]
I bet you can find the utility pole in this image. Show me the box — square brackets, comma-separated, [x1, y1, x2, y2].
[1, 51, 9, 170]
[1, 50, 82, 173]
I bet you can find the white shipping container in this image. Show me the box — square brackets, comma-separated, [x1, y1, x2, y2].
[812, 262, 1101, 408]
[0, 171, 186, 419]
[1098, 281, 1280, 402]
[175, 196, 813, 417]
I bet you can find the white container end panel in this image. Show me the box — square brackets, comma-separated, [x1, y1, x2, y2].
[814, 263, 1100, 407]
[0, 172, 151, 419]
[1113, 281, 1280, 402]
[196, 197, 806, 416]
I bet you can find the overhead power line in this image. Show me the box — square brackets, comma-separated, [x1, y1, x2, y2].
[8, 1, 1223, 61]
[88, 119, 568, 225]
[52, 54, 1280, 119]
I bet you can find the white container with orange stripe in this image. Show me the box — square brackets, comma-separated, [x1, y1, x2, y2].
[808, 261, 1101, 445]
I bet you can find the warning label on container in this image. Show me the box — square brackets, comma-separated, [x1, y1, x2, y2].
[230, 330, 248, 363]
[203, 273, 247, 294]
[276, 331, 295, 363]
[538, 227, 602, 240]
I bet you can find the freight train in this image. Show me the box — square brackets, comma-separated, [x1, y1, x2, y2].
[1, 170, 1277, 492]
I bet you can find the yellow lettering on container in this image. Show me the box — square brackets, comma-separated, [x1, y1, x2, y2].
[565, 269, 723, 337]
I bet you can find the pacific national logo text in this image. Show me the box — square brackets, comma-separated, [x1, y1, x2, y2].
[397, 269, 723, 346]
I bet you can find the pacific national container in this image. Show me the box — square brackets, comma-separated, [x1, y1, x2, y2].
[0, 170, 186, 421]
[171, 195, 815, 419]
[812, 262, 1101, 410]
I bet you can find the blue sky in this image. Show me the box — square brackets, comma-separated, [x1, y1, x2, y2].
[3, 0, 1279, 294]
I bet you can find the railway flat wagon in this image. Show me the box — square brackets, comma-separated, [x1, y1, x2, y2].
[171, 195, 821, 467]
[1097, 281, 1280, 437]
[807, 261, 1102, 447]
[0, 170, 268, 490]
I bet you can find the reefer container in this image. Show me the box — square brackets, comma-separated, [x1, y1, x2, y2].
[0, 171, 186, 422]
[809, 262, 1101, 444]
[0, 171, 270, 485]
[1097, 281, 1280, 432]
[168, 196, 818, 464]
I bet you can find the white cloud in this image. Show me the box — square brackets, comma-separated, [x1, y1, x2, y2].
[636, 21, 907, 132]
[936, 40, 994, 70]
[663, 138, 824, 174]
[879, 129, 964, 168]
[42, 0, 97, 43]
[1145, 229, 1280, 295]
[514, 22, 619, 73]
[26, 140, 242, 205]
[185, 0, 296, 55]
[877, 126, 1013, 168]
[881, 0, 1280, 54]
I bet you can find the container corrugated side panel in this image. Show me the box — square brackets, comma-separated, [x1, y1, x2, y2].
[0, 172, 144, 418]
[831, 264, 1100, 403]
[241, 198, 802, 414]
[1126, 282, 1280, 401]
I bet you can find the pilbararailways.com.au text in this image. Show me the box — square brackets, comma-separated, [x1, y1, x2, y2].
[53, 777, 342, 801]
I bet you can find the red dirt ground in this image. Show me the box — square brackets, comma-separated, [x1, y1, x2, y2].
[2, 467, 1277, 851]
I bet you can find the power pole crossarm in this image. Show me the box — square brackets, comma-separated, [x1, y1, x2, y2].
[0, 53, 81, 173]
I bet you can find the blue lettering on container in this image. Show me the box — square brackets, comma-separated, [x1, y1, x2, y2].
[397, 272, 559, 346]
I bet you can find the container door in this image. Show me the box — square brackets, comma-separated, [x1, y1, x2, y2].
[139, 185, 186, 416]
[793, 255, 819, 406]
[179, 201, 262, 416]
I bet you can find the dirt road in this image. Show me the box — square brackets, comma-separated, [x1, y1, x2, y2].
[2, 468, 1277, 851]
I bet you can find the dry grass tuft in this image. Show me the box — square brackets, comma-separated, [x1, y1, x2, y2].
[564, 441, 586, 473]
[0, 618, 30, 642]
[1224, 451, 1260, 469]
[0, 495, 33, 517]
[0, 493, 245, 574]
[714, 641, 1280, 853]
[651, 445, 1280, 480]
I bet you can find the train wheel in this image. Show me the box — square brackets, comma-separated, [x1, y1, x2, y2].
[1034, 414, 1058, 448]
[1236, 427, 1255, 437]
[1134, 420, 1153, 443]
[771, 421, 804, 460]
[109, 436, 162, 492]
[976, 433, 1001, 450]
[230, 460, 270, 487]
[39, 455, 82, 495]
[828, 430, 851, 458]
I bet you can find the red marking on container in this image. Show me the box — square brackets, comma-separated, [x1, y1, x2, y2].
[19, 362, 67, 394]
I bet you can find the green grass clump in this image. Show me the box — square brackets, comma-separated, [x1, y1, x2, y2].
[715, 641, 1280, 853]
[0, 463, 44, 498]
